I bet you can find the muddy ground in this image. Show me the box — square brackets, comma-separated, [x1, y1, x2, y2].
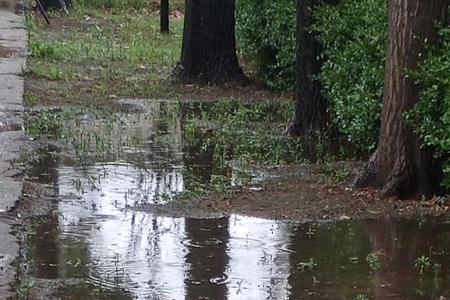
[139, 171, 450, 223]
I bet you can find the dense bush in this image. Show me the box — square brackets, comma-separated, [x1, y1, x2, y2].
[236, 0, 296, 91]
[409, 27, 450, 188]
[312, 0, 387, 151]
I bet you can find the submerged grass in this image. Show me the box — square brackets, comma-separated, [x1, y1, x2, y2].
[179, 99, 306, 197]
[183, 99, 302, 168]
[22, 98, 356, 199]
[23, 99, 305, 199]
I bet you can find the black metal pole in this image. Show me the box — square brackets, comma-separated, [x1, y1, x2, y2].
[160, 0, 169, 33]
[35, 0, 51, 25]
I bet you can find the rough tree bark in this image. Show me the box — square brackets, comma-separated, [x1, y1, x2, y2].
[160, 0, 169, 33]
[354, 0, 448, 199]
[172, 0, 244, 85]
[288, 0, 339, 138]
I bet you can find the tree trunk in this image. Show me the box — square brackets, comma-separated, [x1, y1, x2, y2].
[160, 0, 169, 33]
[289, 0, 339, 140]
[354, 0, 448, 199]
[172, 0, 244, 85]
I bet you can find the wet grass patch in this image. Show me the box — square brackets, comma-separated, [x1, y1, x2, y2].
[25, 3, 184, 105]
[24, 0, 290, 106]
[23, 105, 152, 165]
[177, 99, 307, 198]
[21, 99, 360, 201]
[21, 99, 307, 200]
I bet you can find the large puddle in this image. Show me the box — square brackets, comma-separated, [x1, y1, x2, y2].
[22, 101, 450, 299]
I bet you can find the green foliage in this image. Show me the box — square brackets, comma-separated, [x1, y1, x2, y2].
[30, 39, 70, 60]
[296, 258, 317, 272]
[24, 109, 64, 137]
[236, 0, 296, 91]
[366, 251, 382, 271]
[313, 0, 387, 151]
[353, 294, 369, 300]
[408, 26, 450, 188]
[17, 279, 34, 300]
[414, 255, 441, 275]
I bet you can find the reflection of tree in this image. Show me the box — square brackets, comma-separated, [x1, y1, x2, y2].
[33, 214, 59, 279]
[364, 218, 442, 300]
[287, 222, 372, 300]
[180, 102, 215, 184]
[287, 224, 314, 300]
[28, 152, 60, 279]
[184, 218, 230, 300]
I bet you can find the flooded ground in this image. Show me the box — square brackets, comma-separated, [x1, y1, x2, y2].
[18, 100, 450, 300]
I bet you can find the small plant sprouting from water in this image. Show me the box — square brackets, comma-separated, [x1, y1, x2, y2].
[414, 255, 431, 275]
[24, 108, 65, 138]
[366, 251, 383, 271]
[17, 279, 34, 300]
[353, 294, 369, 300]
[296, 258, 317, 272]
[414, 255, 441, 275]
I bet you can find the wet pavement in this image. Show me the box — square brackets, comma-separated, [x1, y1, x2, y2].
[0, 0, 26, 296]
[19, 102, 450, 300]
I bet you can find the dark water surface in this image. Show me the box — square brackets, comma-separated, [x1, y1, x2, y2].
[23, 101, 450, 300]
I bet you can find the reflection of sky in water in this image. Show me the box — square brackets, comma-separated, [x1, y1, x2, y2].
[31, 160, 450, 300]
[56, 164, 297, 299]
[58, 164, 187, 299]
[26, 101, 450, 300]
[226, 216, 291, 300]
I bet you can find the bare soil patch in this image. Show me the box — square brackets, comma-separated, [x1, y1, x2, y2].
[139, 176, 450, 222]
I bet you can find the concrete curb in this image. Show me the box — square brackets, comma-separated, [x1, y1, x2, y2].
[0, 0, 27, 297]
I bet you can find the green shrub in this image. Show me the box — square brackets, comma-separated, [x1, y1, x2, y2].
[409, 27, 450, 188]
[236, 0, 296, 91]
[313, 0, 387, 151]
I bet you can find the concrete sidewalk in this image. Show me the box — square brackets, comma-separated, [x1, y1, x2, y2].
[0, 0, 27, 297]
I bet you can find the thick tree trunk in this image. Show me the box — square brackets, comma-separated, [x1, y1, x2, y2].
[355, 0, 448, 199]
[160, 0, 169, 33]
[289, 0, 339, 139]
[172, 0, 244, 85]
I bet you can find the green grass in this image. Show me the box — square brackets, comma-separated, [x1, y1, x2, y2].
[26, 1, 184, 104]
[75, 0, 184, 11]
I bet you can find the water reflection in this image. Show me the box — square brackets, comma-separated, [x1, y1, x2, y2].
[23, 101, 450, 300]
[184, 218, 229, 300]
[29, 197, 450, 300]
[365, 219, 450, 300]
